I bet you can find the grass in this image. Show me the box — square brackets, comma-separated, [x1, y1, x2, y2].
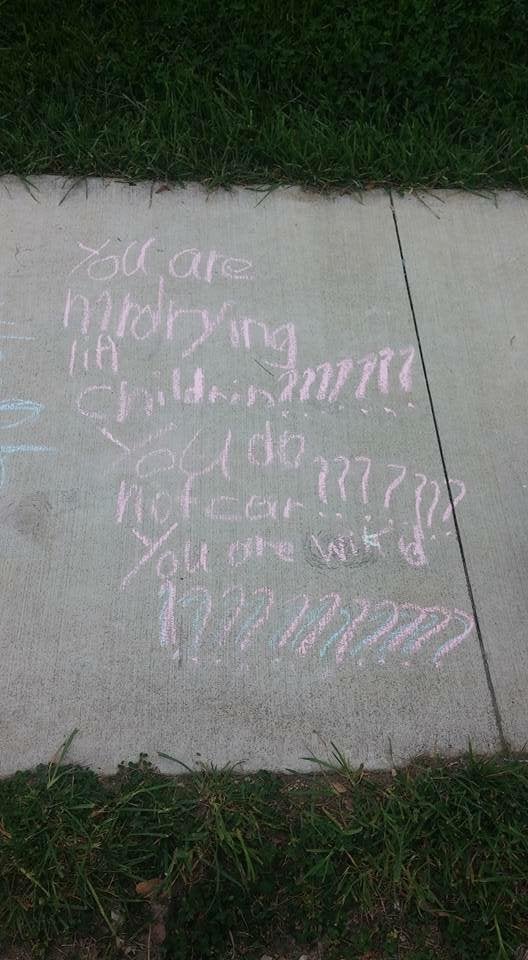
[1, 7, 527, 955]
[1, 0, 528, 190]
[1, 741, 528, 958]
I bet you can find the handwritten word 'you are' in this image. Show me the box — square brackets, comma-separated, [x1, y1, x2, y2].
[71, 239, 254, 284]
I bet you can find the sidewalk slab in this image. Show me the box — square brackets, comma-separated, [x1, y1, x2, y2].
[0, 177, 498, 774]
[393, 190, 528, 749]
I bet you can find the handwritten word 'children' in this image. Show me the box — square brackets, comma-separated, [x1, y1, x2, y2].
[72, 351, 415, 423]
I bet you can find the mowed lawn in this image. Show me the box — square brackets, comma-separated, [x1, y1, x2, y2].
[1, 0, 528, 188]
[1, 748, 528, 959]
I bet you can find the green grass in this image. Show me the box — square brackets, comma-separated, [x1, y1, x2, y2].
[1, 0, 528, 189]
[1, 742, 528, 958]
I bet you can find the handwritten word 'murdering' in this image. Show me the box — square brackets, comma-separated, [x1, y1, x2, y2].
[64, 288, 296, 368]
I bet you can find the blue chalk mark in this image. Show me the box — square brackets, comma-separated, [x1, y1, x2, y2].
[290, 598, 333, 649]
[347, 602, 396, 659]
[0, 444, 55, 490]
[0, 399, 43, 430]
[400, 611, 440, 654]
[234, 594, 270, 647]
[174, 591, 210, 651]
[268, 596, 308, 649]
[320, 607, 351, 658]
[376, 608, 431, 659]
[0, 335, 35, 341]
[0, 444, 54, 453]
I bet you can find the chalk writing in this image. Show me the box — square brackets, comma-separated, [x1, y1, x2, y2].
[71, 239, 253, 283]
[59, 234, 471, 678]
[108, 416, 464, 574]
[0, 318, 54, 490]
[156, 583, 474, 669]
[69, 347, 414, 419]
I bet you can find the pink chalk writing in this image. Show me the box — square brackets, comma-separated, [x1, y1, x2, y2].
[70, 344, 415, 423]
[383, 464, 407, 509]
[398, 473, 428, 568]
[248, 421, 305, 468]
[59, 232, 474, 685]
[228, 535, 294, 566]
[178, 428, 232, 518]
[314, 455, 465, 536]
[121, 521, 179, 589]
[155, 583, 475, 669]
[71, 238, 155, 281]
[70, 239, 253, 284]
[108, 420, 466, 573]
[168, 248, 253, 283]
[442, 479, 466, 522]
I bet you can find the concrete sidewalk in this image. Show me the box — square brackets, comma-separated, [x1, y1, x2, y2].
[0, 178, 526, 774]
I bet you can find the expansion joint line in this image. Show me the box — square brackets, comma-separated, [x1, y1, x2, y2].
[389, 189, 506, 751]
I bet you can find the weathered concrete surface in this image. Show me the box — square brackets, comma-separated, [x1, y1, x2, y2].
[394, 190, 528, 750]
[0, 178, 505, 774]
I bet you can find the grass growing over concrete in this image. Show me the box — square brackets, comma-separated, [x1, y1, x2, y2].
[1, 0, 528, 190]
[1, 744, 528, 959]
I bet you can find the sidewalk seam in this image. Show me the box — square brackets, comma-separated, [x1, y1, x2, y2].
[389, 189, 507, 751]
